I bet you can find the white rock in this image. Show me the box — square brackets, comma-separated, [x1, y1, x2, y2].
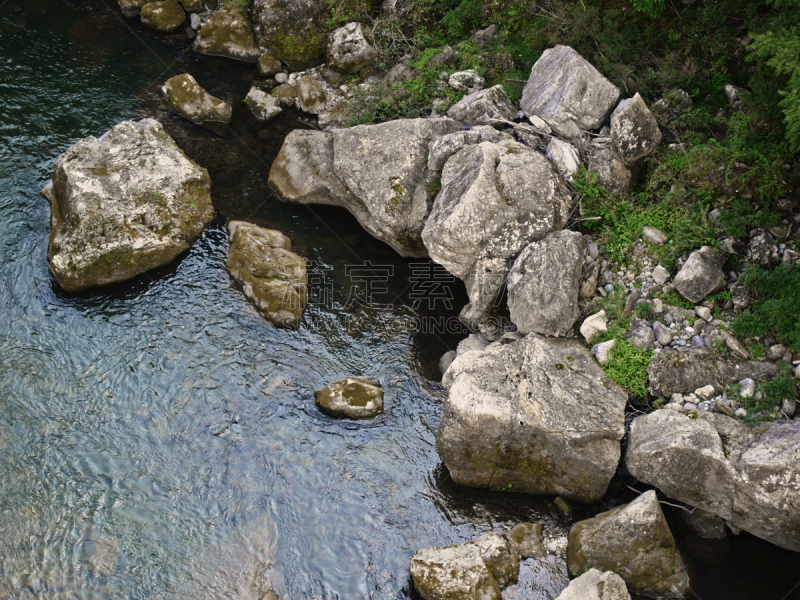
[694, 385, 716, 401]
[245, 87, 282, 121]
[581, 310, 608, 344]
[448, 69, 485, 92]
[555, 569, 631, 600]
[274, 72, 288, 84]
[546, 138, 581, 182]
[652, 264, 670, 285]
[593, 339, 615, 364]
[695, 305, 712, 321]
[739, 378, 756, 398]
[642, 226, 668, 246]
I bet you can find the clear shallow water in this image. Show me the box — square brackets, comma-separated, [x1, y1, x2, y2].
[1, 2, 799, 599]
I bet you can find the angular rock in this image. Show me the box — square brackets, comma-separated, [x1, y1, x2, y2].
[427, 126, 513, 172]
[505, 523, 546, 560]
[642, 226, 668, 246]
[257, 50, 283, 77]
[457, 333, 490, 356]
[725, 84, 749, 109]
[430, 46, 459, 69]
[410, 543, 502, 600]
[162, 73, 232, 133]
[448, 70, 485, 92]
[467, 533, 519, 588]
[592, 339, 615, 364]
[446, 85, 518, 126]
[587, 143, 638, 197]
[652, 265, 670, 285]
[555, 569, 631, 600]
[438, 334, 628, 502]
[673, 246, 726, 303]
[245, 87, 282, 122]
[44, 119, 214, 292]
[653, 321, 672, 346]
[610, 93, 662, 162]
[191, 5, 260, 62]
[227, 221, 306, 328]
[627, 318, 655, 350]
[580, 311, 608, 344]
[254, 0, 327, 70]
[546, 138, 581, 182]
[326, 22, 377, 74]
[507, 231, 586, 337]
[140, 0, 185, 32]
[520, 46, 621, 138]
[270, 119, 461, 257]
[271, 82, 297, 107]
[295, 75, 327, 114]
[567, 491, 689, 598]
[314, 376, 384, 419]
[647, 348, 777, 399]
[746, 229, 780, 268]
[422, 140, 572, 326]
[513, 122, 547, 149]
[626, 409, 800, 551]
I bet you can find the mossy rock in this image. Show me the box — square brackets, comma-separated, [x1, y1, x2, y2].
[140, 0, 186, 33]
[314, 376, 384, 419]
[191, 5, 261, 63]
[118, 0, 149, 18]
[178, 0, 203, 12]
[253, 0, 327, 71]
[226, 221, 307, 328]
[162, 73, 232, 134]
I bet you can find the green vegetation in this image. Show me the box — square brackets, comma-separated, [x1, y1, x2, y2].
[603, 338, 653, 399]
[732, 263, 800, 352]
[727, 363, 797, 423]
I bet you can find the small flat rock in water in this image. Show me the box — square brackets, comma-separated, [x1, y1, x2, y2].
[314, 376, 384, 419]
[555, 569, 630, 600]
[520, 46, 621, 138]
[610, 93, 663, 162]
[140, 0, 185, 32]
[43, 119, 214, 292]
[226, 221, 307, 328]
[163, 73, 232, 133]
[567, 491, 689, 598]
[465, 533, 519, 589]
[506, 523, 546, 560]
[410, 543, 502, 600]
[245, 87, 282, 122]
[191, 5, 261, 62]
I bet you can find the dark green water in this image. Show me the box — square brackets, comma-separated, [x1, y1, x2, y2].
[1, 2, 799, 599]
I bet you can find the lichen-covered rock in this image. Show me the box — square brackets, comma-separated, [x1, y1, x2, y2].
[647, 348, 777, 399]
[162, 73, 232, 133]
[43, 119, 214, 292]
[555, 569, 631, 600]
[546, 138, 581, 182]
[140, 0, 185, 32]
[314, 376, 384, 419]
[673, 246, 726, 303]
[627, 318, 655, 350]
[505, 523, 546, 560]
[257, 50, 283, 77]
[226, 221, 306, 328]
[271, 83, 297, 107]
[446, 85, 518, 126]
[118, 0, 148, 17]
[466, 533, 519, 589]
[586, 142, 638, 197]
[610, 93, 662, 162]
[520, 46, 621, 138]
[245, 87, 282, 122]
[254, 0, 327, 71]
[507, 230, 586, 337]
[410, 543, 502, 600]
[427, 126, 514, 171]
[295, 75, 327, 114]
[567, 491, 689, 598]
[626, 410, 800, 552]
[448, 70, 485, 92]
[191, 5, 261, 63]
[422, 140, 573, 327]
[438, 334, 627, 503]
[746, 229, 781, 268]
[326, 22, 377, 74]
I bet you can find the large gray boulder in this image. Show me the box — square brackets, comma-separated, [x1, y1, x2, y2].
[610, 93, 662, 162]
[421, 140, 573, 327]
[226, 221, 307, 328]
[567, 491, 689, 598]
[43, 119, 214, 292]
[438, 334, 628, 503]
[163, 73, 232, 133]
[190, 5, 261, 62]
[673, 246, 726, 303]
[253, 0, 327, 70]
[427, 126, 514, 172]
[326, 22, 377, 74]
[520, 46, 621, 138]
[269, 119, 461, 257]
[446, 85, 518, 126]
[647, 348, 778, 399]
[507, 231, 586, 337]
[626, 410, 800, 552]
[555, 569, 630, 600]
[410, 543, 502, 600]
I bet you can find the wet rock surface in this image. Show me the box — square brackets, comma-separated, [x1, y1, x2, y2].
[191, 5, 260, 62]
[314, 376, 384, 419]
[162, 73, 232, 133]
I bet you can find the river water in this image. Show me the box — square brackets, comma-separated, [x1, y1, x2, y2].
[1, 2, 799, 599]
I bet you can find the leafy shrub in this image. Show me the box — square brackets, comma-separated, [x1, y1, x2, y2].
[603, 338, 653, 398]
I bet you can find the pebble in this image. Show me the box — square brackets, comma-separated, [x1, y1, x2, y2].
[588, 243, 599, 260]
[735, 408, 748, 417]
[695, 385, 716, 401]
[684, 403, 698, 411]
[695, 306, 712, 321]
[692, 335, 705, 347]
[275, 72, 289, 84]
[604, 283, 614, 293]
[739, 378, 756, 398]
[546, 541, 557, 553]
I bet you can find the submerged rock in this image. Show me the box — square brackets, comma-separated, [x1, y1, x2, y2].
[191, 5, 261, 63]
[555, 569, 631, 600]
[505, 523, 547, 560]
[314, 376, 384, 419]
[520, 46, 621, 138]
[140, 0, 185, 32]
[163, 73, 232, 134]
[567, 490, 690, 598]
[626, 410, 800, 552]
[226, 221, 306, 328]
[438, 334, 627, 502]
[43, 119, 214, 292]
[421, 140, 572, 327]
[326, 22, 377, 74]
[507, 230, 586, 337]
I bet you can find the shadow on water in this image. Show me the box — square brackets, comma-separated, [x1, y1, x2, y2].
[1, 1, 799, 599]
